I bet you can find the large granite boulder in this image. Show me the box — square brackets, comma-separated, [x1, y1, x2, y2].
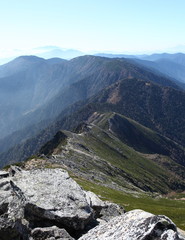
[0, 167, 94, 239]
[79, 209, 185, 240]
[11, 167, 93, 231]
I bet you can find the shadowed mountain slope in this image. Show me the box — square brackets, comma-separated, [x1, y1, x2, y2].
[1, 78, 185, 170]
[89, 78, 185, 146]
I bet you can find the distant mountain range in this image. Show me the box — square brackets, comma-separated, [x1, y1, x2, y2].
[0, 53, 185, 196]
[0, 46, 85, 65]
[1, 47, 185, 86]
[0, 55, 179, 140]
[97, 52, 185, 85]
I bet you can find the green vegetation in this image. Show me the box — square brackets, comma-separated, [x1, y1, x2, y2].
[75, 176, 185, 230]
[82, 122, 184, 193]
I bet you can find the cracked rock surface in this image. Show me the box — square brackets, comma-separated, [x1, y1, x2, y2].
[12, 167, 93, 231]
[79, 209, 185, 240]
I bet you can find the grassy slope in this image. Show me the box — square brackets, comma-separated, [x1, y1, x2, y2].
[36, 111, 185, 194]
[74, 176, 185, 231]
[82, 113, 185, 192]
[78, 113, 185, 229]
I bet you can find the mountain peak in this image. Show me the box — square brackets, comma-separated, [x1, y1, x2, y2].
[0, 55, 46, 80]
[14, 55, 45, 63]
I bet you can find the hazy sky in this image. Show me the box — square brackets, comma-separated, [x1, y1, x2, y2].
[0, 0, 185, 56]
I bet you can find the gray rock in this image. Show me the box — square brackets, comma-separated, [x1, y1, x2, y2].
[98, 201, 125, 222]
[79, 209, 185, 240]
[85, 190, 125, 221]
[30, 226, 74, 240]
[85, 191, 106, 208]
[12, 168, 93, 230]
[0, 175, 29, 240]
[178, 228, 185, 239]
[0, 167, 93, 239]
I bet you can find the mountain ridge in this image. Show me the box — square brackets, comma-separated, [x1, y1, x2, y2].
[1, 77, 185, 170]
[0, 55, 180, 140]
[36, 111, 185, 193]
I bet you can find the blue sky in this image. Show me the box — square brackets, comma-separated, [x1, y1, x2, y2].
[0, 0, 185, 56]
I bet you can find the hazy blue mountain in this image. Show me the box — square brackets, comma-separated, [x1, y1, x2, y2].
[0, 46, 85, 65]
[95, 53, 137, 58]
[131, 56, 185, 84]
[0, 55, 45, 78]
[95, 52, 185, 84]
[138, 52, 185, 66]
[34, 46, 85, 59]
[46, 58, 67, 65]
[0, 55, 181, 154]
[149, 59, 185, 83]
[0, 56, 71, 138]
[4, 55, 179, 136]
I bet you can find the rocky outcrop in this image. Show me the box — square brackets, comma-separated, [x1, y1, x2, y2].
[85, 190, 125, 221]
[79, 209, 184, 240]
[0, 166, 94, 239]
[0, 166, 184, 240]
[12, 167, 93, 231]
